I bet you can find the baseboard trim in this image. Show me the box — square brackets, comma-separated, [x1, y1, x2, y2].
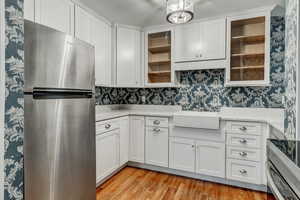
[127, 162, 268, 192]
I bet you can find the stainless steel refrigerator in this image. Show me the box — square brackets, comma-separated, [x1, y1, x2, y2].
[24, 20, 96, 200]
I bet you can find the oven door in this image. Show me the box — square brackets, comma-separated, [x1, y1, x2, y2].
[267, 161, 300, 200]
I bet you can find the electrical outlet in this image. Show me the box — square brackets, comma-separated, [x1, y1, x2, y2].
[142, 96, 146, 103]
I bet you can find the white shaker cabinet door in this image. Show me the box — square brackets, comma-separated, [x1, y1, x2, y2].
[169, 137, 195, 173]
[174, 23, 201, 62]
[145, 127, 169, 167]
[75, 5, 92, 43]
[119, 117, 130, 166]
[96, 130, 120, 183]
[129, 116, 145, 163]
[91, 18, 112, 86]
[35, 0, 74, 34]
[200, 18, 226, 60]
[116, 26, 141, 87]
[195, 140, 225, 178]
[24, 0, 35, 21]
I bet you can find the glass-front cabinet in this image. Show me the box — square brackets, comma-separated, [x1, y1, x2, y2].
[226, 12, 270, 86]
[145, 28, 175, 87]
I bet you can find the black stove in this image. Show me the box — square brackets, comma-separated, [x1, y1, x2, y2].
[267, 139, 300, 200]
[269, 139, 300, 167]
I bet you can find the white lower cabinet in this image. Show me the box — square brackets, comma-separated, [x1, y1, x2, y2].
[129, 116, 145, 163]
[119, 117, 130, 166]
[169, 137, 195, 172]
[195, 140, 225, 178]
[145, 127, 169, 167]
[96, 129, 120, 183]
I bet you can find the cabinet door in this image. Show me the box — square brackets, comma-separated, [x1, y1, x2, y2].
[174, 23, 201, 62]
[119, 117, 130, 166]
[75, 5, 92, 43]
[200, 19, 226, 60]
[91, 18, 112, 86]
[116, 26, 141, 87]
[145, 127, 169, 167]
[96, 130, 120, 183]
[195, 140, 225, 178]
[129, 116, 145, 163]
[24, 0, 35, 21]
[35, 0, 74, 34]
[169, 137, 195, 172]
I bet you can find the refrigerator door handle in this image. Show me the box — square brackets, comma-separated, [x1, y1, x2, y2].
[31, 88, 93, 99]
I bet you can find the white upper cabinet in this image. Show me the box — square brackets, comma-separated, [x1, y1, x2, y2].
[35, 0, 74, 35]
[174, 18, 226, 63]
[226, 11, 271, 87]
[174, 23, 201, 62]
[75, 5, 92, 43]
[200, 19, 226, 60]
[24, 0, 35, 21]
[91, 17, 112, 86]
[116, 26, 142, 87]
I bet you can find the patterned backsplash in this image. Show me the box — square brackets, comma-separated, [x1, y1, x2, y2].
[96, 16, 285, 112]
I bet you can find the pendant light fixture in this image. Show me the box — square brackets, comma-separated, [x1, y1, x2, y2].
[166, 0, 194, 24]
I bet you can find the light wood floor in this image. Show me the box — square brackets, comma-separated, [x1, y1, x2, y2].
[96, 167, 271, 200]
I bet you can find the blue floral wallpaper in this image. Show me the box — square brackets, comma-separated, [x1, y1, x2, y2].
[96, 17, 285, 112]
[4, 0, 24, 199]
[284, 0, 298, 139]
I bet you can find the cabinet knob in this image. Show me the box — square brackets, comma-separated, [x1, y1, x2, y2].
[239, 139, 247, 144]
[153, 120, 160, 125]
[153, 128, 160, 133]
[239, 169, 247, 174]
[240, 126, 247, 131]
[199, 54, 203, 57]
[239, 152, 248, 157]
[105, 124, 111, 129]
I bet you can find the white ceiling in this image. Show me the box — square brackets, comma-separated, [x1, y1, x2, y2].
[79, 0, 285, 27]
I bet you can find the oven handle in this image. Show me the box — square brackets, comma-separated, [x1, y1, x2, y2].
[266, 163, 285, 200]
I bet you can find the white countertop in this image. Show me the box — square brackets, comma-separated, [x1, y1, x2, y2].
[96, 105, 285, 134]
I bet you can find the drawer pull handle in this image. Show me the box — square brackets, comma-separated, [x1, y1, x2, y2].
[153, 128, 160, 133]
[105, 124, 111, 129]
[153, 120, 160, 125]
[239, 169, 247, 174]
[240, 126, 247, 131]
[239, 152, 248, 157]
[239, 139, 247, 144]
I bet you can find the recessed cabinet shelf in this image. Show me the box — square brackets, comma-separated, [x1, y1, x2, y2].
[148, 60, 171, 66]
[231, 53, 265, 58]
[231, 65, 264, 70]
[147, 31, 172, 84]
[227, 14, 269, 85]
[148, 45, 171, 53]
[232, 35, 265, 43]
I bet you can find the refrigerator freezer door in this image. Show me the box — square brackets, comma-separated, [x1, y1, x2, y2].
[24, 95, 96, 200]
[24, 20, 95, 92]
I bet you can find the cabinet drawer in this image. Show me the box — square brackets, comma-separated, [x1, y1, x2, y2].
[226, 121, 262, 135]
[96, 120, 119, 134]
[227, 134, 261, 149]
[226, 159, 261, 184]
[146, 117, 169, 128]
[227, 146, 261, 162]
